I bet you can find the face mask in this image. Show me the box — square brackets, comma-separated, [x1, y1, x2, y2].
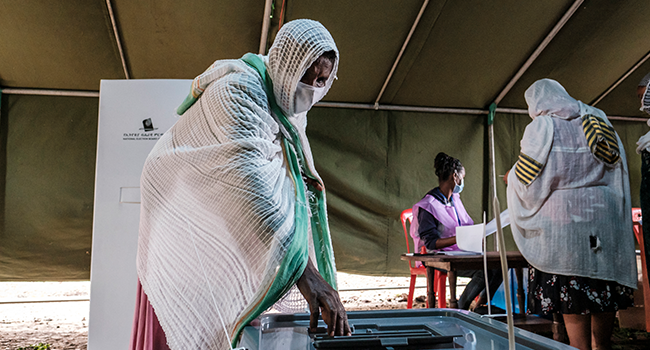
[453, 177, 464, 194]
[294, 81, 326, 114]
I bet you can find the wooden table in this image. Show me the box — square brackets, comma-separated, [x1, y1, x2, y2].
[401, 251, 528, 313]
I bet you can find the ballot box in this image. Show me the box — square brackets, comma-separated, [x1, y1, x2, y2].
[237, 309, 573, 350]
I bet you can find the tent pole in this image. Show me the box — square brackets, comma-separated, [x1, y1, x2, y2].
[591, 49, 650, 106]
[493, 0, 583, 104]
[0, 88, 99, 98]
[258, 0, 273, 55]
[607, 115, 650, 122]
[488, 104, 498, 199]
[488, 104, 515, 350]
[319, 101, 487, 115]
[316, 101, 646, 121]
[105, 0, 130, 79]
[0, 89, 644, 121]
[373, 0, 429, 107]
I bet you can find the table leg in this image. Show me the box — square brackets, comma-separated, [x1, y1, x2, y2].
[448, 270, 457, 309]
[426, 266, 436, 308]
[552, 313, 568, 343]
[515, 267, 524, 315]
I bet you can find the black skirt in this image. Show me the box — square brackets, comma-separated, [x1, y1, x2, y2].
[527, 265, 634, 315]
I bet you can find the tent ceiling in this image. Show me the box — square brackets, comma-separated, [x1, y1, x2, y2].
[0, 1, 124, 89]
[114, 0, 263, 79]
[1, 0, 649, 117]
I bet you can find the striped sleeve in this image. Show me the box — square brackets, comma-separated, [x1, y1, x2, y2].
[582, 114, 620, 165]
[515, 152, 543, 186]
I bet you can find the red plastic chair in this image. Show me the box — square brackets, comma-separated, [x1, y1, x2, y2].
[631, 208, 650, 332]
[401, 209, 447, 308]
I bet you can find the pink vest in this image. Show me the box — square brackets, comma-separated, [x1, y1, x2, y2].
[411, 192, 473, 254]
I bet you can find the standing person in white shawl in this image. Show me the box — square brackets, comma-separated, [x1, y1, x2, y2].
[130, 19, 350, 350]
[506, 79, 636, 350]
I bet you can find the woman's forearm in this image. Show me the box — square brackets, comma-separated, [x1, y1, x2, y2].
[435, 236, 457, 249]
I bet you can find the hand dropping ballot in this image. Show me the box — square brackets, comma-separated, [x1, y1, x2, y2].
[455, 209, 510, 253]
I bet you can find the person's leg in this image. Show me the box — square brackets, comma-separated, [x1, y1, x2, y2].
[486, 269, 503, 299]
[471, 269, 503, 309]
[456, 269, 485, 310]
[590, 312, 616, 350]
[562, 314, 591, 350]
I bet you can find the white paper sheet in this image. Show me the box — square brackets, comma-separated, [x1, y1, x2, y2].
[455, 209, 509, 253]
[456, 223, 485, 253]
[485, 209, 510, 236]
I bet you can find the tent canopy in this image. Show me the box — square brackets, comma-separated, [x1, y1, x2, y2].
[2, 0, 650, 114]
[1, 0, 649, 279]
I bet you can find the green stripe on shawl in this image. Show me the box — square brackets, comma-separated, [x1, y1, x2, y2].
[176, 60, 223, 115]
[230, 53, 337, 346]
[581, 114, 620, 165]
[176, 77, 202, 115]
[515, 152, 543, 185]
[176, 94, 196, 116]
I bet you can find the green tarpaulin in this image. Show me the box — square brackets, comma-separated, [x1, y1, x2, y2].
[1, 95, 645, 279]
[1, 0, 650, 280]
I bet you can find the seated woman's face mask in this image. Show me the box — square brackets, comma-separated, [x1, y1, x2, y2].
[294, 81, 326, 114]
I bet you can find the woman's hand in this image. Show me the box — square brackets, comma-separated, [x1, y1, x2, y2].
[504, 170, 510, 186]
[303, 176, 324, 192]
[296, 259, 350, 336]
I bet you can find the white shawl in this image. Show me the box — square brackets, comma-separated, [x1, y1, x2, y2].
[507, 79, 637, 289]
[137, 19, 339, 350]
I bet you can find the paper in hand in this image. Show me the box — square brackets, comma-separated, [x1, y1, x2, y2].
[455, 223, 485, 253]
[484, 209, 510, 236]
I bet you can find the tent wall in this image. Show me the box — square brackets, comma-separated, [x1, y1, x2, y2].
[0, 94, 97, 280]
[0, 98, 647, 280]
[306, 107, 487, 275]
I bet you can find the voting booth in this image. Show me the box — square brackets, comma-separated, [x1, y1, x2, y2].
[88, 80, 190, 349]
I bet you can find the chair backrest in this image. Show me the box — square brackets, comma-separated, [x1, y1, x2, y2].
[633, 207, 642, 223]
[632, 207, 643, 243]
[401, 208, 418, 269]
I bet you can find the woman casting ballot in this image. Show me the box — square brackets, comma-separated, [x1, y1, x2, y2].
[410, 152, 501, 310]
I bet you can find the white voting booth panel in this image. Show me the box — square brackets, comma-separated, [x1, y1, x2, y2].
[89, 80, 191, 349]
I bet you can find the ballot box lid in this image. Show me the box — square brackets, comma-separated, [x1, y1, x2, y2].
[237, 309, 572, 350]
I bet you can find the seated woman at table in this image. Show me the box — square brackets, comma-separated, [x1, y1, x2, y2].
[411, 152, 502, 310]
[507, 79, 636, 350]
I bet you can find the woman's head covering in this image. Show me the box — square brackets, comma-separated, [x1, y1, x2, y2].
[176, 19, 338, 117]
[524, 78, 580, 120]
[268, 19, 339, 117]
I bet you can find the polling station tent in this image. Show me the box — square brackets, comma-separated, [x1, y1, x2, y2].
[1, 0, 649, 280]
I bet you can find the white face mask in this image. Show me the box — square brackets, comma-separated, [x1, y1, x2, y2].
[453, 177, 464, 194]
[294, 81, 326, 114]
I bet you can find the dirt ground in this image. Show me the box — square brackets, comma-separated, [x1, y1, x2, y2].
[0, 274, 647, 349]
[0, 273, 434, 350]
[0, 282, 90, 350]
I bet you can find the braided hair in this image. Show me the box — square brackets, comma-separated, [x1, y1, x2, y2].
[434, 152, 463, 181]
